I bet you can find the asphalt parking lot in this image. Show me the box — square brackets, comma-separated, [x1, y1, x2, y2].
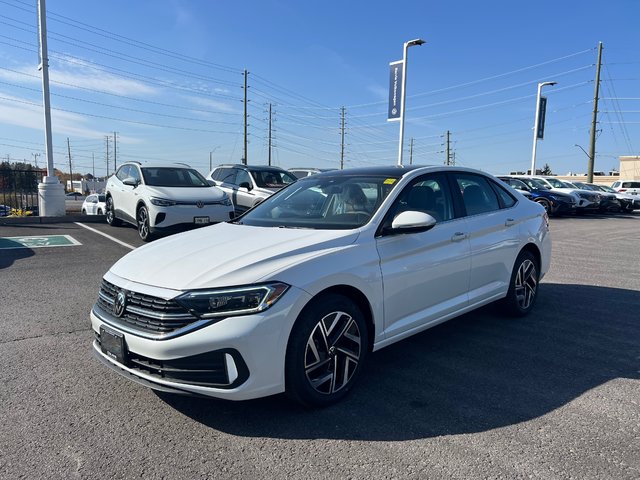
[1, 214, 639, 479]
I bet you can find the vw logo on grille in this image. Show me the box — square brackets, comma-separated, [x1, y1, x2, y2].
[196, 201, 204, 209]
[113, 291, 127, 318]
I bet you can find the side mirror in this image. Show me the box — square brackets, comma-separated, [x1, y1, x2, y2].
[206, 179, 216, 187]
[239, 181, 252, 191]
[123, 177, 138, 187]
[389, 211, 437, 234]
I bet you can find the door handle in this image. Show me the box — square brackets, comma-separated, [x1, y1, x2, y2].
[451, 232, 467, 242]
[505, 218, 515, 227]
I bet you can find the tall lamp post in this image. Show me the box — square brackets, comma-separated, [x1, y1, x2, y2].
[397, 38, 425, 166]
[530, 81, 556, 175]
[209, 145, 220, 172]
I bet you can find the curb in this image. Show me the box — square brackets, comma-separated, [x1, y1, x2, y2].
[0, 215, 107, 226]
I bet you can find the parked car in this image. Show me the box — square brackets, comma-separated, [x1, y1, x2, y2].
[514, 176, 600, 212]
[568, 181, 621, 213]
[611, 180, 640, 196]
[0, 204, 11, 217]
[66, 192, 85, 200]
[81, 194, 107, 215]
[288, 167, 337, 179]
[498, 176, 576, 216]
[208, 164, 297, 214]
[105, 162, 234, 241]
[589, 184, 640, 212]
[91, 165, 551, 406]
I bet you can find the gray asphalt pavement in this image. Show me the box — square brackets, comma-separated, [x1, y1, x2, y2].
[0, 215, 639, 479]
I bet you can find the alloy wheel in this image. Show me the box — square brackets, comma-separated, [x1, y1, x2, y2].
[137, 206, 150, 240]
[514, 259, 537, 310]
[304, 310, 362, 395]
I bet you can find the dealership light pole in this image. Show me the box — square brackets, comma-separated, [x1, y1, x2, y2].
[397, 38, 425, 166]
[530, 81, 556, 175]
[37, 0, 65, 216]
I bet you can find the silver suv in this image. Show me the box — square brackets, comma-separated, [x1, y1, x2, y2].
[208, 164, 297, 214]
[105, 162, 234, 241]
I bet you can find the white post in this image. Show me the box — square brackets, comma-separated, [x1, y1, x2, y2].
[37, 0, 65, 216]
[530, 81, 556, 176]
[397, 39, 424, 166]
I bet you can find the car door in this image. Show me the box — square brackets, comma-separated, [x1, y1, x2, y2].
[376, 173, 471, 340]
[122, 165, 143, 221]
[87, 195, 97, 214]
[234, 168, 255, 211]
[452, 172, 522, 306]
[110, 165, 130, 215]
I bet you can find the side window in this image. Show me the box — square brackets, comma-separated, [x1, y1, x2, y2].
[217, 168, 237, 185]
[128, 165, 141, 183]
[383, 173, 454, 227]
[236, 169, 251, 187]
[454, 174, 500, 216]
[491, 180, 517, 208]
[115, 165, 130, 181]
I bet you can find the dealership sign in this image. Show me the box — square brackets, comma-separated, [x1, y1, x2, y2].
[537, 96, 547, 139]
[388, 60, 403, 121]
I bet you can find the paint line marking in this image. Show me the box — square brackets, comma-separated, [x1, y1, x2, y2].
[0, 234, 81, 249]
[74, 222, 136, 250]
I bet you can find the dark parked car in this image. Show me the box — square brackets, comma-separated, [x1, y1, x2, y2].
[569, 182, 621, 213]
[498, 176, 576, 216]
[588, 184, 640, 212]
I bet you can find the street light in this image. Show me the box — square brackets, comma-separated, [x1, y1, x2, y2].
[397, 38, 425, 166]
[530, 81, 556, 175]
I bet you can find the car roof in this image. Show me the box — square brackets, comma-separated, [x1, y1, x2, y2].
[215, 164, 290, 172]
[297, 164, 496, 179]
[122, 161, 195, 170]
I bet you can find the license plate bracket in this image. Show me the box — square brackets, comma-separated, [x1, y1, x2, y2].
[194, 216, 210, 225]
[100, 326, 127, 365]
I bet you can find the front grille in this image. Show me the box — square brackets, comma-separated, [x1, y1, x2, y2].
[97, 279, 196, 335]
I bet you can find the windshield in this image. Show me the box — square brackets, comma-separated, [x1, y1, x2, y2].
[142, 167, 210, 187]
[597, 185, 615, 193]
[236, 174, 400, 230]
[544, 178, 570, 188]
[519, 177, 547, 189]
[251, 170, 297, 188]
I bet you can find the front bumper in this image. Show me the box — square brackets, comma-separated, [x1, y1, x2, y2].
[150, 204, 235, 230]
[90, 284, 312, 401]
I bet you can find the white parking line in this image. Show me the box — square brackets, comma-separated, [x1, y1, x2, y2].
[74, 222, 136, 250]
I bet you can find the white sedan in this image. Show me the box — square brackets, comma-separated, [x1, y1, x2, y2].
[91, 166, 551, 406]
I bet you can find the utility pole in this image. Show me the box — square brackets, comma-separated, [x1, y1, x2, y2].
[242, 69, 248, 165]
[340, 106, 346, 170]
[105, 135, 110, 177]
[92, 153, 95, 178]
[113, 131, 117, 171]
[445, 130, 451, 165]
[268, 103, 273, 166]
[67, 137, 73, 192]
[409, 137, 414, 165]
[587, 41, 603, 183]
[32, 152, 40, 168]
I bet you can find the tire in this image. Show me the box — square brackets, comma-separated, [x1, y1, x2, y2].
[81, 209, 86, 215]
[105, 196, 122, 226]
[501, 250, 539, 317]
[97, 208, 103, 215]
[535, 198, 551, 215]
[285, 294, 368, 407]
[137, 205, 153, 242]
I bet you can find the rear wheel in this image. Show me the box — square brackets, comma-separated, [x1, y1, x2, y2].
[501, 250, 539, 317]
[137, 205, 153, 242]
[105, 196, 121, 226]
[285, 294, 368, 407]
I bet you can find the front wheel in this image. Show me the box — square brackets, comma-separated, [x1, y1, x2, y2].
[105, 196, 121, 226]
[500, 250, 539, 317]
[285, 294, 368, 407]
[137, 205, 153, 242]
[535, 198, 551, 215]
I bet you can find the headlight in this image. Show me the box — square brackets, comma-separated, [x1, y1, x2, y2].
[150, 197, 177, 207]
[175, 283, 289, 318]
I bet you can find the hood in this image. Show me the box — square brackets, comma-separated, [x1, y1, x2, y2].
[145, 185, 227, 202]
[109, 222, 359, 290]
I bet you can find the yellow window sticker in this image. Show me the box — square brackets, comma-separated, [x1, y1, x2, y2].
[383, 178, 397, 185]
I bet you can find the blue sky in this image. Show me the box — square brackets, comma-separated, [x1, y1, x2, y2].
[0, 0, 638, 177]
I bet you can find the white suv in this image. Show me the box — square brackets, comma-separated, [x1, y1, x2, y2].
[611, 180, 640, 196]
[105, 162, 234, 241]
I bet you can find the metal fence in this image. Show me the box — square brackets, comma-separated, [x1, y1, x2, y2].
[0, 168, 46, 214]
